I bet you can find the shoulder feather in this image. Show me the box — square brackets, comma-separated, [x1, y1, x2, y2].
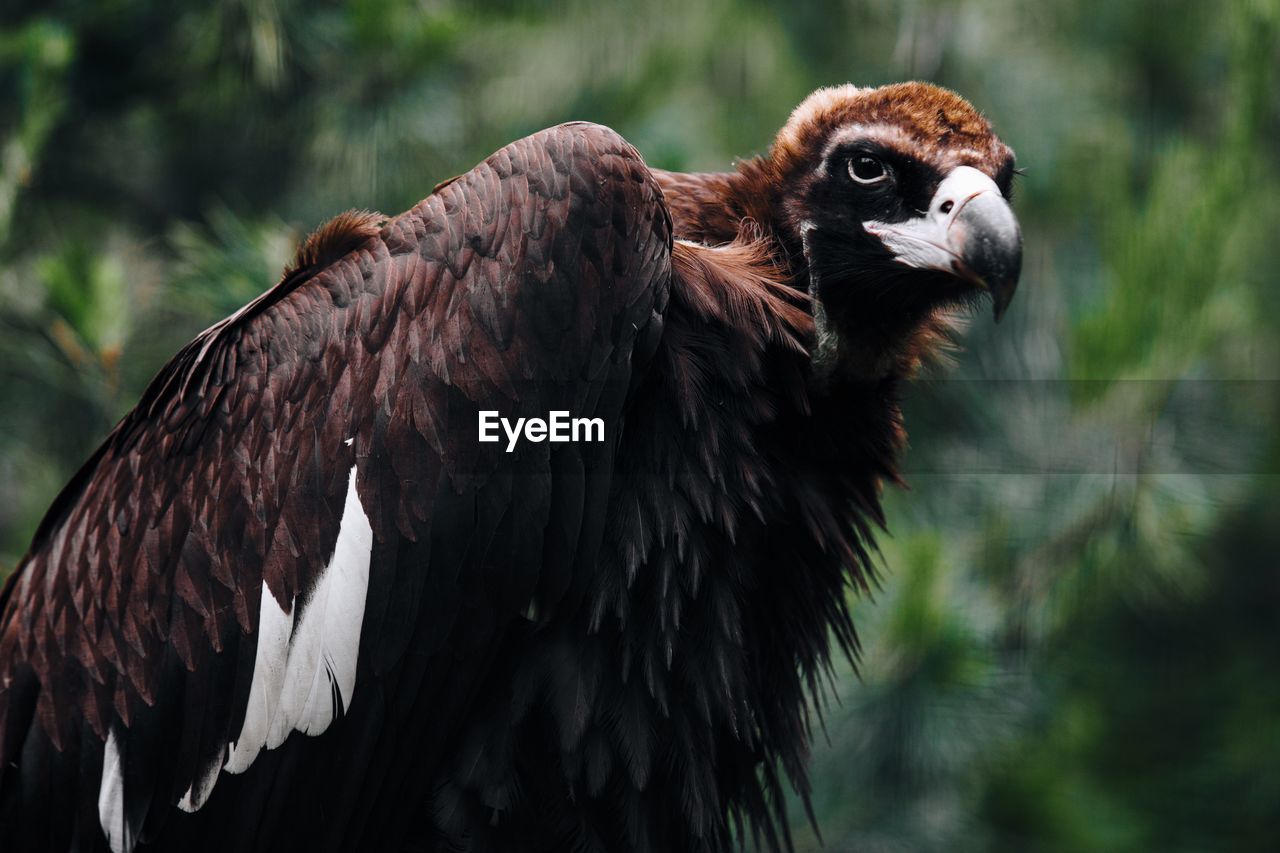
[670, 233, 812, 355]
[284, 210, 384, 280]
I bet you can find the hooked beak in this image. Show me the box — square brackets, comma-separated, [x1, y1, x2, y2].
[864, 165, 1022, 321]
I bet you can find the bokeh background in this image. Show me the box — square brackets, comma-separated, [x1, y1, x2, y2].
[2, 1, 1279, 849]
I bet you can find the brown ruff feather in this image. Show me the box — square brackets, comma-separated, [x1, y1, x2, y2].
[670, 235, 813, 356]
[285, 209, 385, 280]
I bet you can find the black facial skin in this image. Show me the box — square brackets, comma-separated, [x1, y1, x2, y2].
[797, 138, 1018, 359]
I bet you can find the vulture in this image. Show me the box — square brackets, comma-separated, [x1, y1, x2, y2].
[0, 82, 1020, 852]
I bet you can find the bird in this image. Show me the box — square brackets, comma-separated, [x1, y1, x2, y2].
[0, 82, 1020, 852]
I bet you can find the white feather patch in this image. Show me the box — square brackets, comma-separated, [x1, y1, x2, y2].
[223, 582, 291, 774]
[263, 473, 366, 744]
[217, 463, 372, 790]
[98, 729, 133, 853]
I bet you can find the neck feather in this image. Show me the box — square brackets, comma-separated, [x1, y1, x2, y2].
[653, 163, 954, 384]
[652, 160, 781, 246]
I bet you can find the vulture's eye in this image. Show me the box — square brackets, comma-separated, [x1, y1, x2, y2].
[848, 155, 888, 184]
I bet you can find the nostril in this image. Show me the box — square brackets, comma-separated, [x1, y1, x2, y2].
[939, 199, 955, 215]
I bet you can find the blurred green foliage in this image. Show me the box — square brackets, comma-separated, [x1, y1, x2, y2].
[2, 1, 1278, 849]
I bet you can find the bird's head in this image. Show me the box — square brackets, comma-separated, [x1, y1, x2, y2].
[761, 82, 1022, 374]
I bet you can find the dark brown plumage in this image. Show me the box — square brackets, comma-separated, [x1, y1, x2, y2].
[0, 83, 1020, 852]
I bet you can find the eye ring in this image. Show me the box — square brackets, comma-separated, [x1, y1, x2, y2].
[848, 155, 888, 185]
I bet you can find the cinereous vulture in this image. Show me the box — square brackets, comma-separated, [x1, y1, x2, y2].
[0, 82, 1020, 852]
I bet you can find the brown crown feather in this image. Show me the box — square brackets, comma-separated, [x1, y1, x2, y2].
[770, 82, 1007, 179]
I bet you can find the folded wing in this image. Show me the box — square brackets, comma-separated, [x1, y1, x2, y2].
[0, 121, 672, 852]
